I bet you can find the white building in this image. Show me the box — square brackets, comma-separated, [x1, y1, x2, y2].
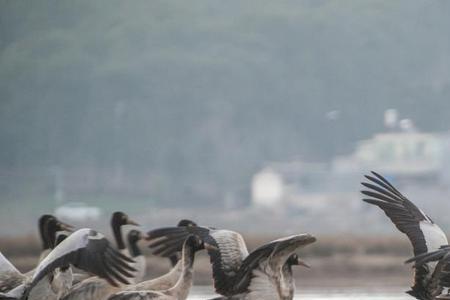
[334, 131, 448, 179]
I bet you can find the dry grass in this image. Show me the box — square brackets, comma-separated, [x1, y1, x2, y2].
[0, 234, 413, 286]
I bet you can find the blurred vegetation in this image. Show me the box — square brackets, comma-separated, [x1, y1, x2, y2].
[1, 1, 450, 206]
[2, 233, 412, 284]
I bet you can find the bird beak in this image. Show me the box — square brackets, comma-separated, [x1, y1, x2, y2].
[127, 219, 140, 226]
[204, 242, 219, 251]
[58, 221, 74, 232]
[141, 232, 150, 240]
[297, 259, 311, 269]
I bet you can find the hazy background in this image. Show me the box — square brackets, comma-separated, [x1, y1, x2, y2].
[4, 1, 450, 293]
[2, 0, 450, 235]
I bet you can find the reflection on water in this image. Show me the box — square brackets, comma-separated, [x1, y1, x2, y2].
[188, 287, 412, 299]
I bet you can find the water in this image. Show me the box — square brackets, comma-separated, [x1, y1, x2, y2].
[188, 287, 412, 299]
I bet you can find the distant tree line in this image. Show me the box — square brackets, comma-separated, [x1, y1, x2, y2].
[1, 0, 450, 205]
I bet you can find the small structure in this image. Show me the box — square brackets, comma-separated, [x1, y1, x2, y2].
[334, 110, 449, 180]
[250, 110, 450, 214]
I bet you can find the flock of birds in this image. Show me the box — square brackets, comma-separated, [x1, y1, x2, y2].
[1, 172, 450, 299]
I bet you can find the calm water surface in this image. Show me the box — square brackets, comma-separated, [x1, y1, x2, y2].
[188, 287, 412, 299]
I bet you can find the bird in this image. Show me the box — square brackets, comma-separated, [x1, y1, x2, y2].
[110, 212, 143, 283]
[107, 234, 212, 300]
[405, 246, 450, 299]
[1, 217, 73, 293]
[61, 218, 144, 300]
[209, 234, 316, 300]
[128, 219, 198, 292]
[361, 171, 449, 300]
[64, 219, 197, 300]
[146, 225, 315, 299]
[126, 230, 146, 285]
[0, 228, 136, 300]
[37, 215, 73, 262]
[165, 220, 198, 268]
[110, 212, 140, 256]
[147, 225, 247, 296]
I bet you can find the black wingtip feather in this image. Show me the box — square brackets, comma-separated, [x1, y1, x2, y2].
[147, 227, 187, 239]
[370, 171, 403, 195]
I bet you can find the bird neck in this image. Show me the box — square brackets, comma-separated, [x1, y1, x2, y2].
[279, 263, 295, 299]
[282, 263, 293, 277]
[39, 221, 50, 250]
[169, 254, 179, 267]
[112, 222, 126, 250]
[128, 240, 141, 257]
[168, 245, 195, 299]
[46, 224, 58, 249]
[182, 244, 196, 269]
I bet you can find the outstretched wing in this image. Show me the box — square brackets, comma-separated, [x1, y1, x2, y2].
[0, 252, 25, 293]
[234, 234, 316, 294]
[362, 171, 448, 298]
[362, 172, 447, 256]
[147, 226, 248, 296]
[31, 228, 136, 291]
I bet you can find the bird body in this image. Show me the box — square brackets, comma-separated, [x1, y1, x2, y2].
[419, 221, 448, 257]
[108, 235, 204, 300]
[125, 260, 182, 293]
[62, 229, 147, 300]
[0, 228, 135, 300]
[147, 225, 314, 300]
[208, 258, 299, 300]
[126, 230, 146, 285]
[223, 235, 315, 300]
[362, 171, 449, 300]
[133, 219, 198, 292]
[235, 267, 282, 300]
[110, 212, 141, 284]
[62, 277, 121, 300]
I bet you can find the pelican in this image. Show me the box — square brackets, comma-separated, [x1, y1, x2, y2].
[0, 228, 136, 300]
[107, 235, 210, 300]
[361, 171, 449, 300]
[146, 225, 315, 299]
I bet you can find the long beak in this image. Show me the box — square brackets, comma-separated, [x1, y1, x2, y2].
[204, 242, 219, 251]
[58, 221, 74, 232]
[298, 259, 311, 269]
[127, 219, 140, 226]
